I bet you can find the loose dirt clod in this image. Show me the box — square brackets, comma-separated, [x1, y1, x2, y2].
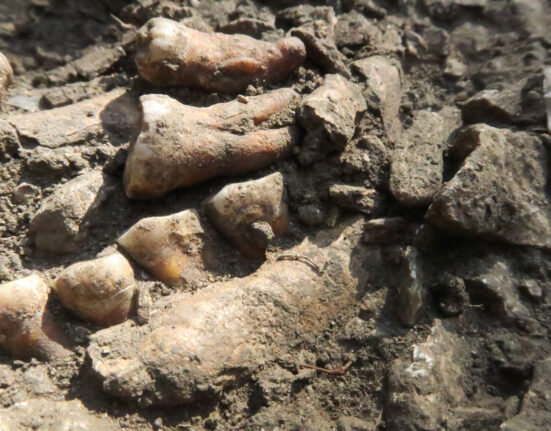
[204, 172, 289, 258]
[118, 209, 218, 288]
[0, 275, 70, 361]
[54, 252, 136, 326]
[123, 88, 300, 199]
[135, 17, 306, 93]
[29, 171, 115, 255]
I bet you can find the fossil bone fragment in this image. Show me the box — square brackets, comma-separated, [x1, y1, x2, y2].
[117, 210, 218, 288]
[0, 275, 70, 360]
[54, 252, 136, 326]
[0, 51, 13, 102]
[203, 172, 289, 258]
[123, 88, 301, 199]
[135, 17, 306, 93]
[88, 219, 370, 406]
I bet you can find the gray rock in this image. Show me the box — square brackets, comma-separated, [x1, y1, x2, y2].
[329, 184, 385, 216]
[290, 8, 351, 78]
[462, 86, 522, 125]
[298, 74, 366, 164]
[428, 127, 551, 249]
[352, 56, 402, 143]
[386, 322, 467, 431]
[394, 246, 424, 327]
[334, 11, 380, 49]
[29, 171, 115, 255]
[500, 357, 551, 430]
[13, 183, 41, 205]
[298, 203, 326, 226]
[0, 399, 120, 431]
[464, 261, 538, 332]
[390, 110, 445, 207]
[430, 274, 469, 317]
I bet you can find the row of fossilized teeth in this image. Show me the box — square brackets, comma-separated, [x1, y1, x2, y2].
[0, 173, 288, 359]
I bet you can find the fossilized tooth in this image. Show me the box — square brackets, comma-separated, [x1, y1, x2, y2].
[88, 218, 372, 406]
[123, 88, 301, 199]
[135, 17, 306, 93]
[203, 172, 289, 258]
[0, 51, 13, 101]
[54, 252, 136, 326]
[0, 275, 71, 360]
[117, 209, 218, 288]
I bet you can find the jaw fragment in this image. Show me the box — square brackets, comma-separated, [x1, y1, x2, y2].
[54, 252, 136, 326]
[88, 220, 369, 407]
[203, 172, 289, 258]
[123, 88, 301, 199]
[117, 210, 219, 289]
[0, 275, 71, 361]
[135, 17, 306, 93]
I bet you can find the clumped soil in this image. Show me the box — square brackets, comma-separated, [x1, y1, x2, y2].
[0, 0, 550, 430]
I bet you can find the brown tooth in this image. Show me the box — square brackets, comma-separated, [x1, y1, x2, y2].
[204, 172, 289, 259]
[135, 17, 305, 94]
[123, 89, 301, 199]
[117, 210, 219, 289]
[0, 275, 71, 361]
[54, 252, 136, 326]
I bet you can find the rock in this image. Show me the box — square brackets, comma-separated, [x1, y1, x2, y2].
[328, 184, 385, 216]
[334, 11, 380, 49]
[118, 210, 219, 289]
[544, 67, 551, 131]
[0, 120, 20, 160]
[13, 183, 41, 205]
[429, 274, 469, 317]
[500, 357, 551, 430]
[87, 221, 369, 406]
[386, 322, 467, 431]
[461, 86, 522, 125]
[135, 17, 305, 93]
[339, 134, 391, 189]
[219, 18, 276, 38]
[7, 89, 139, 149]
[0, 399, 120, 431]
[337, 416, 375, 431]
[363, 217, 419, 244]
[290, 7, 351, 78]
[444, 49, 467, 79]
[393, 246, 424, 327]
[297, 74, 366, 164]
[54, 252, 136, 326]
[298, 203, 326, 226]
[390, 110, 445, 207]
[464, 261, 537, 332]
[29, 171, 115, 255]
[427, 127, 551, 249]
[203, 172, 289, 259]
[255, 367, 294, 405]
[123, 89, 300, 199]
[0, 51, 13, 103]
[0, 275, 70, 361]
[352, 56, 402, 143]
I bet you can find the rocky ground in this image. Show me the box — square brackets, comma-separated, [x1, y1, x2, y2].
[0, 0, 551, 430]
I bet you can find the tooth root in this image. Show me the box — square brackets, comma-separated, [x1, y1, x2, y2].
[0, 275, 70, 360]
[54, 252, 136, 326]
[203, 172, 289, 258]
[123, 90, 300, 199]
[135, 17, 305, 94]
[117, 210, 218, 288]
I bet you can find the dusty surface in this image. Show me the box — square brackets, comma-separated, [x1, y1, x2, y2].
[1, 0, 551, 430]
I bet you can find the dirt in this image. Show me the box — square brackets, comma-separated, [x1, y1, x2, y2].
[0, 0, 551, 430]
